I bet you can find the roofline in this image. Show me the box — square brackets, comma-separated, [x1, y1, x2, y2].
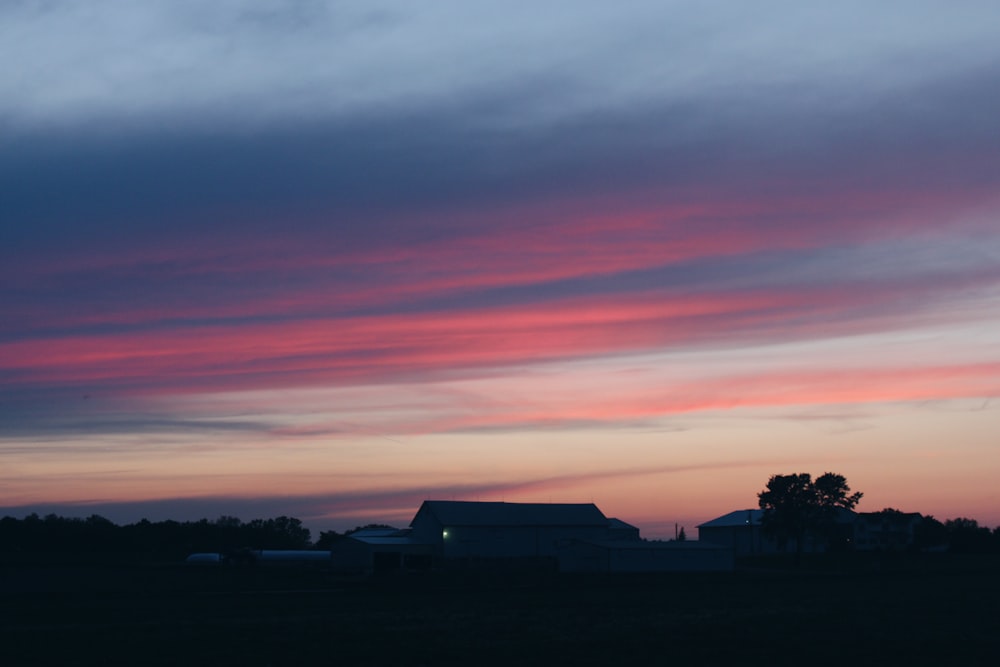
[411, 499, 609, 527]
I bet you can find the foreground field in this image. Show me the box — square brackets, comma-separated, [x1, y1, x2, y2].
[2, 554, 998, 665]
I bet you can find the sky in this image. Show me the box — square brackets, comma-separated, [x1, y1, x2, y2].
[2, 1, 999, 538]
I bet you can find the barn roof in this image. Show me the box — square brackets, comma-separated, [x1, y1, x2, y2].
[699, 507, 858, 528]
[349, 535, 421, 546]
[349, 527, 406, 538]
[698, 509, 764, 528]
[413, 500, 609, 527]
[608, 517, 639, 531]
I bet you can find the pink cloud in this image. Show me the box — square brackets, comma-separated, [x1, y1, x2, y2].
[7, 183, 995, 336]
[5, 270, 996, 410]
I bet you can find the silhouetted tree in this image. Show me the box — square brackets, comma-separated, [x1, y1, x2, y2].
[945, 517, 993, 553]
[758, 472, 862, 565]
[243, 516, 311, 549]
[344, 524, 396, 536]
[913, 515, 947, 552]
[0, 513, 317, 559]
[203, 515, 249, 552]
[81, 514, 118, 551]
[314, 530, 344, 549]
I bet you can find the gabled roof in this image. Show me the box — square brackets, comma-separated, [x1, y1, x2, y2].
[608, 517, 639, 531]
[348, 527, 415, 546]
[699, 507, 858, 528]
[349, 528, 406, 538]
[412, 500, 608, 527]
[698, 509, 764, 528]
[349, 535, 420, 546]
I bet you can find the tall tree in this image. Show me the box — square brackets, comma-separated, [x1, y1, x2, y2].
[945, 517, 993, 553]
[758, 472, 862, 565]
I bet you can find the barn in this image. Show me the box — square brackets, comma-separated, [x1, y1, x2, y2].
[408, 500, 618, 561]
[698, 507, 858, 555]
[697, 509, 771, 556]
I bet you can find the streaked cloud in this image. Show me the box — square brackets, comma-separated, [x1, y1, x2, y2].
[2, 2, 999, 533]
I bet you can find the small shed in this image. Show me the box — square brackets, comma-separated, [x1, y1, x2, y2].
[332, 529, 433, 574]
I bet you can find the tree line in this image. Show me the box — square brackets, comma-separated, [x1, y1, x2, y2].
[758, 472, 1000, 558]
[0, 513, 388, 560]
[0, 514, 313, 559]
[3, 473, 999, 561]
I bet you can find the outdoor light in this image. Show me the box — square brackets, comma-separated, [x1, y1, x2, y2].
[442, 529, 449, 538]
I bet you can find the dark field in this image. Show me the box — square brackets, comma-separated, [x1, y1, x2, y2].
[3, 554, 998, 666]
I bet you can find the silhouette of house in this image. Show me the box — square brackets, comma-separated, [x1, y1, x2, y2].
[608, 517, 641, 541]
[698, 508, 857, 555]
[338, 527, 432, 573]
[698, 509, 769, 555]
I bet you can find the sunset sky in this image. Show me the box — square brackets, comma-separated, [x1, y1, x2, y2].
[2, 1, 999, 538]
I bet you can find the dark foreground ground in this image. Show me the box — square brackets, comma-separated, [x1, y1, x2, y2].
[2, 553, 998, 666]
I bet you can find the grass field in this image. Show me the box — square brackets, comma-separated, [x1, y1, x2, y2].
[2, 554, 998, 666]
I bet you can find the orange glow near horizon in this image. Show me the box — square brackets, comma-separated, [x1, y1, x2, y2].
[3, 397, 998, 536]
[4, 312, 999, 534]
